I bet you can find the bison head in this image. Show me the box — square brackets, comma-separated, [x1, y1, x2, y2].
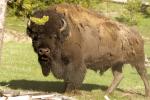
[26, 9, 69, 76]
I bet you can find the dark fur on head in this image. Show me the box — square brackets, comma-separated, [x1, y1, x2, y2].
[27, 8, 69, 43]
[27, 8, 70, 76]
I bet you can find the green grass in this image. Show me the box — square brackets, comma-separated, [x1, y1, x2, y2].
[145, 42, 150, 56]
[94, 2, 125, 13]
[0, 41, 150, 100]
[4, 16, 27, 33]
[138, 17, 150, 37]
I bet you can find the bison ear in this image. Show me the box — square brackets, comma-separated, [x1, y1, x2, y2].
[57, 19, 69, 42]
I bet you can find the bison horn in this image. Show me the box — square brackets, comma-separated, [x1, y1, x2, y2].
[60, 19, 67, 33]
[27, 19, 31, 27]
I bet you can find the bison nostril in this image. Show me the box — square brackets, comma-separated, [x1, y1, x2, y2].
[39, 49, 43, 55]
[45, 49, 50, 53]
[38, 48, 50, 55]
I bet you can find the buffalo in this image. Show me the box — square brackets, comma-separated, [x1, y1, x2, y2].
[26, 3, 150, 96]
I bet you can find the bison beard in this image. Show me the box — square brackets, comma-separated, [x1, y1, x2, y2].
[27, 3, 150, 97]
[38, 57, 51, 76]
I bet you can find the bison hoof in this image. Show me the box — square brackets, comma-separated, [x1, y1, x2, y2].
[65, 89, 81, 95]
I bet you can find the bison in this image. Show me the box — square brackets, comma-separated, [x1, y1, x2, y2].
[26, 3, 150, 96]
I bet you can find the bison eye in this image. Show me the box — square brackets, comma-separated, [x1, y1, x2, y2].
[49, 34, 57, 39]
[48, 36, 52, 39]
[33, 35, 40, 41]
[33, 36, 38, 41]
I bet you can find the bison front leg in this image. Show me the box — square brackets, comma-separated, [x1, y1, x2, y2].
[64, 62, 86, 93]
[106, 63, 123, 95]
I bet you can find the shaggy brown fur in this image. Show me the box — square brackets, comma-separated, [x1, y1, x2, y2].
[27, 3, 150, 96]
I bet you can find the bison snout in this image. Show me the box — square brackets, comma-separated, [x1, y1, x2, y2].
[38, 48, 50, 55]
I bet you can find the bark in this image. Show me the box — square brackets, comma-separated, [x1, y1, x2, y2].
[0, 0, 7, 63]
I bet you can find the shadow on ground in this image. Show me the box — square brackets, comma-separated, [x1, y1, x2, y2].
[0, 80, 106, 93]
[0, 80, 145, 96]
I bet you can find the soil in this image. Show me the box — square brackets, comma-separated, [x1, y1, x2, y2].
[3, 29, 31, 43]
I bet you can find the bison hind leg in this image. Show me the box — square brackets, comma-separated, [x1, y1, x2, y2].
[133, 62, 150, 97]
[106, 63, 123, 95]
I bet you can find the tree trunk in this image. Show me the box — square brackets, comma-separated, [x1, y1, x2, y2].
[0, 0, 7, 64]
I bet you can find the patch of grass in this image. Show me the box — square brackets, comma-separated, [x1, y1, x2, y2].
[4, 16, 27, 33]
[94, 2, 124, 13]
[0, 41, 57, 81]
[145, 42, 150, 56]
[138, 17, 150, 37]
[0, 41, 150, 100]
